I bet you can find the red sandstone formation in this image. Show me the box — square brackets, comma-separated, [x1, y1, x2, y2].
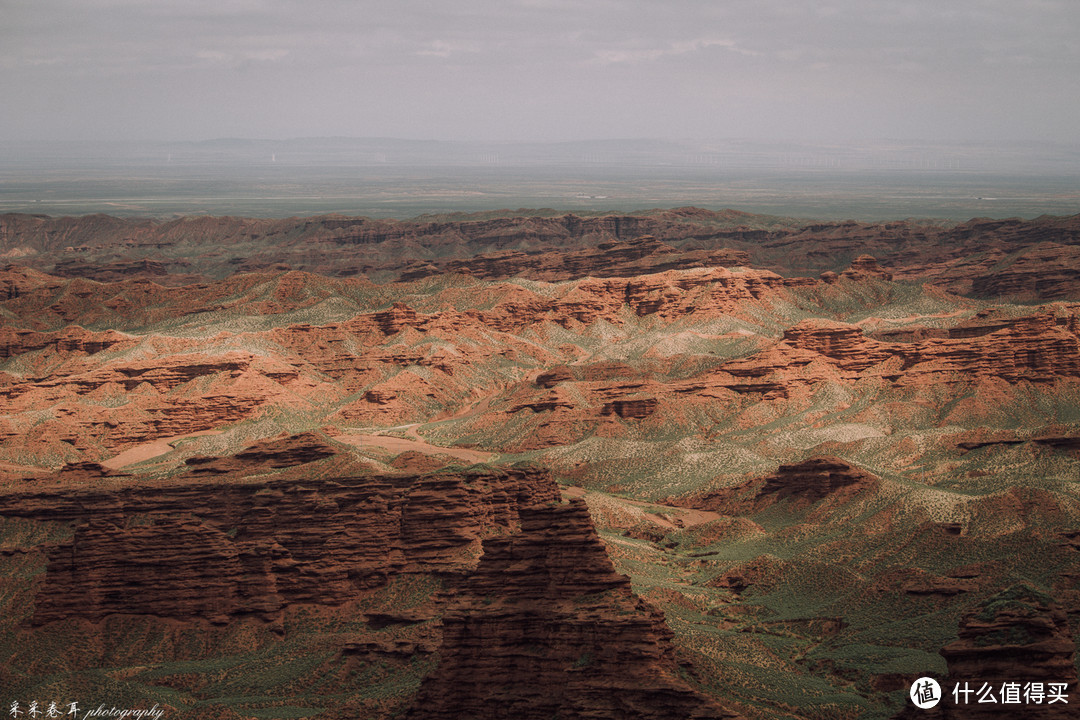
[0, 349, 302, 458]
[969, 243, 1080, 300]
[374, 302, 421, 335]
[869, 325, 949, 342]
[182, 432, 338, 474]
[895, 586, 1077, 719]
[780, 319, 896, 371]
[0, 263, 822, 464]
[0, 325, 135, 359]
[1, 210, 771, 285]
[0, 435, 559, 625]
[686, 457, 879, 514]
[0, 263, 67, 299]
[2, 258, 1078, 471]
[707, 555, 790, 595]
[841, 255, 893, 281]
[948, 309, 1032, 338]
[719, 313, 1080, 390]
[953, 426, 1080, 455]
[496, 310, 1080, 440]
[600, 397, 658, 419]
[3, 211, 1080, 719]
[0, 265, 374, 332]
[894, 314, 1080, 384]
[405, 499, 742, 720]
[51, 258, 175, 282]
[399, 235, 751, 282]
[54, 460, 130, 482]
[942, 587, 1077, 692]
[6, 209, 1080, 298]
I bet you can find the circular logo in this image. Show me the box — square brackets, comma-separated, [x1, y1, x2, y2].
[910, 677, 942, 709]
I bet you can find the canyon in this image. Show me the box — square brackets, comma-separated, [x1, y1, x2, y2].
[1, 208, 1078, 719]
[4, 208, 1080, 298]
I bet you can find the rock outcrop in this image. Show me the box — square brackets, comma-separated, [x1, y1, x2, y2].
[687, 457, 879, 514]
[400, 235, 752, 282]
[720, 313, 1080, 391]
[6, 209, 1080, 298]
[406, 499, 742, 720]
[0, 325, 135, 359]
[780, 319, 895, 371]
[941, 587, 1077, 702]
[51, 258, 174, 282]
[841, 255, 893, 281]
[895, 586, 1077, 719]
[600, 397, 657, 419]
[182, 432, 338, 474]
[969, 243, 1080, 300]
[0, 439, 559, 625]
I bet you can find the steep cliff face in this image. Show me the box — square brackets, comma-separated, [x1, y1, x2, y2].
[406, 499, 742, 720]
[894, 586, 1077, 719]
[896, 314, 1080, 383]
[969, 243, 1080, 300]
[0, 325, 135, 359]
[780, 319, 895, 372]
[399, 235, 752, 282]
[0, 436, 559, 625]
[601, 397, 658, 419]
[685, 457, 879, 514]
[941, 587, 1077, 700]
[723, 313, 1080, 390]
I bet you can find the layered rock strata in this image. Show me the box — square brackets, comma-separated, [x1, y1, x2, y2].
[895, 586, 1077, 719]
[685, 457, 879, 514]
[720, 313, 1080, 390]
[0, 445, 558, 625]
[400, 235, 752, 282]
[406, 499, 742, 720]
[5, 209, 1080, 298]
[841, 255, 893, 281]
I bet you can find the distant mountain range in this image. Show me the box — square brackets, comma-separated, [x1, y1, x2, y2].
[6, 136, 1080, 173]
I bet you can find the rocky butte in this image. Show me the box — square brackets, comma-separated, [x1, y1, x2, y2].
[406, 499, 742, 720]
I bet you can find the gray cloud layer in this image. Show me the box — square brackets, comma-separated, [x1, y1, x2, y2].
[2, 0, 1078, 144]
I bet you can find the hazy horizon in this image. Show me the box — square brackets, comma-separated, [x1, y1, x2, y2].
[1, 135, 1077, 222]
[3, 1, 1079, 147]
[3, 1, 1077, 222]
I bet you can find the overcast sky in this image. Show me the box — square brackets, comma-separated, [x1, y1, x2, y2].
[2, 0, 1078, 145]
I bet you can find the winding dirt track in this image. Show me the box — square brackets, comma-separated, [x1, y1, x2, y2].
[562, 485, 721, 529]
[335, 431, 494, 463]
[102, 430, 223, 469]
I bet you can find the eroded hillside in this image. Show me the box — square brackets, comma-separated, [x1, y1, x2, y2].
[1, 213, 1078, 719]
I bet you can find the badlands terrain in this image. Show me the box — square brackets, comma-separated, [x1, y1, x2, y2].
[0, 208, 1078, 719]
